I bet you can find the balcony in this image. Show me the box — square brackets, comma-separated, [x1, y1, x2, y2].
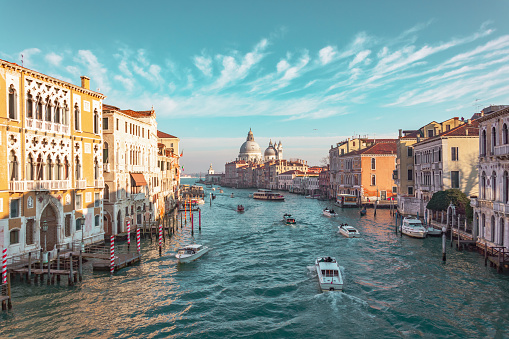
[94, 179, 104, 188]
[9, 181, 26, 192]
[25, 180, 71, 191]
[494, 202, 509, 214]
[25, 118, 70, 135]
[421, 163, 431, 169]
[494, 145, 509, 159]
[433, 162, 443, 170]
[103, 163, 111, 172]
[76, 180, 87, 189]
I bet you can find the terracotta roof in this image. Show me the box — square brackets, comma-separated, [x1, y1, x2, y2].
[157, 130, 178, 138]
[281, 170, 304, 175]
[345, 141, 397, 156]
[416, 120, 479, 145]
[103, 104, 120, 111]
[103, 104, 154, 118]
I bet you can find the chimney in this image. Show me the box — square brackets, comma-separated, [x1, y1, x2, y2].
[417, 135, 421, 143]
[347, 138, 350, 153]
[467, 119, 471, 124]
[398, 129, 402, 139]
[80, 76, 90, 90]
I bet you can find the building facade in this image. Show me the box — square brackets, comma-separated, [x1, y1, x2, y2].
[1, 59, 105, 258]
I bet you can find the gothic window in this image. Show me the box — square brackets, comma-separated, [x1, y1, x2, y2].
[74, 104, 80, 131]
[94, 158, 99, 180]
[500, 218, 505, 246]
[36, 96, 43, 120]
[46, 156, 53, 180]
[104, 184, 110, 201]
[26, 219, 34, 245]
[27, 154, 35, 180]
[371, 158, 376, 170]
[481, 130, 487, 156]
[93, 109, 99, 134]
[8, 85, 17, 120]
[75, 156, 81, 180]
[62, 102, 69, 126]
[9, 150, 18, 181]
[481, 172, 486, 199]
[491, 216, 496, 242]
[56, 156, 62, 180]
[64, 157, 70, 180]
[503, 123, 509, 145]
[54, 100, 61, 124]
[504, 171, 509, 204]
[26, 92, 33, 118]
[492, 126, 497, 153]
[45, 98, 52, 122]
[103, 142, 109, 163]
[493, 171, 497, 201]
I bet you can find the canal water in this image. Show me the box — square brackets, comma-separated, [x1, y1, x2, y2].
[2, 179, 509, 338]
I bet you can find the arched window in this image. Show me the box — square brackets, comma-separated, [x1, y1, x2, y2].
[62, 102, 69, 126]
[481, 172, 486, 199]
[103, 142, 109, 163]
[504, 171, 509, 204]
[27, 154, 35, 180]
[371, 174, 376, 186]
[74, 104, 80, 131]
[482, 129, 487, 156]
[104, 184, 110, 201]
[94, 158, 99, 180]
[36, 154, 44, 180]
[491, 215, 496, 242]
[75, 156, 81, 180]
[492, 126, 497, 153]
[503, 123, 509, 145]
[482, 214, 486, 239]
[8, 85, 17, 120]
[26, 92, 33, 118]
[9, 151, 18, 181]
[56, 156, 62, 180]
[492, 171, 497, 201]
[36, 96, 43, 120]
[45, 97, 52, 122]
[46, 156, 53, 180]
[26, 219, 34, 245]
[54, 100, 61, 124]
[64, 157, 70, 180]
[500, 218, 505, 246]
[93, 109, 99, 134]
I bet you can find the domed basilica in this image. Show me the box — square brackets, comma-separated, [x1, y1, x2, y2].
[238, 129, 283, 163]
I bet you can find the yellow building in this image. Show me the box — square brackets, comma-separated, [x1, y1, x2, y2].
[1, 59, 105, 258]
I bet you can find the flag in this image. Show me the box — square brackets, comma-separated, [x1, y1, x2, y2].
[180, 150, 183, 157]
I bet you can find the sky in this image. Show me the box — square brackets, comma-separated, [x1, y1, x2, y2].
[1, 0, 509, 174]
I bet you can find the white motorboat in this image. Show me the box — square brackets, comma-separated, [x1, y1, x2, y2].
[315, 256, 343, 292]
[401, 217, 428, 238]
[282, 213, 296, 225]
[338, 224, 361, 238]
[175, 244, 209, 263]
[323, 208, 338, 217]
[426, 225, 442, 236]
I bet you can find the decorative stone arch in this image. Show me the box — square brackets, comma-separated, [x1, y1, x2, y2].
[103, 210, 112, 236]
[117, 210, 122, 235]
[38, 198, 63, 253]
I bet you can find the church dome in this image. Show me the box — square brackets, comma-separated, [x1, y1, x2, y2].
[264, 146, 276, 157]
[238, 129, 262, 162]
[240, 140, 261, 154]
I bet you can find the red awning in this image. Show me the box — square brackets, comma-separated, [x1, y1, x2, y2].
[130, 173, 147, 186]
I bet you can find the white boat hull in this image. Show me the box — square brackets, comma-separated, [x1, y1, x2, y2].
[401, 228, 427, 238]
[315, 257, 343, 292]
[323, 211, 338, 217]
[338, 226, 361, 238]
[176, 247, 209, 263]
[426, 227, 442, 236]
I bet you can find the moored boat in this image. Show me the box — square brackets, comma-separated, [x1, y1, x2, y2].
[360, 208, 366, 216]
[315, 256, 343, 292]
[425, 225, 442, 236]
[175, 244, 209, 263]
[323, 208, 338, 217]
[283, 213, 296, 224]
[253, 189, 284, 201]
[338, 224, 361, 238]
[401, 217, 427, 238]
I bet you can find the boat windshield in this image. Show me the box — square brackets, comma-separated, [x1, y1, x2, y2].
[321, 269, 339, 277]
[409, 222, 422, 227]
[348, 229, 357, 233]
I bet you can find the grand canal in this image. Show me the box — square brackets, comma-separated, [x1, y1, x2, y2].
[2, 180, 509, 338]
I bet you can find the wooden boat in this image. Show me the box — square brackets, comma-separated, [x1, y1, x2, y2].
[315, 256, 343, 292]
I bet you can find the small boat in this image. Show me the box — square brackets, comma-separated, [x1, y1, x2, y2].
[237, 205, 245, 212]
[231, 193, 234, 198]
[175, 244, 209, 263]
[315, 256, 343, 292]
[219, 190, 224, 193]
[283, 213, 296, 224]
[212, 188, 216, 191]
[305, 195, 313, 199]
[360, 208, 366, 216]
[192, 199, 205, 205]
[211, 194, 216, 200]
[338, 224, 361, 238]
[323, 208, 338, 217]
[426, 225, 442, 236]
[253, 189, 284, 201]
[401, 217, 428, 238]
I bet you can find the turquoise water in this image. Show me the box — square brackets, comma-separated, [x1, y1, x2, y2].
[2, 180, 509, 338]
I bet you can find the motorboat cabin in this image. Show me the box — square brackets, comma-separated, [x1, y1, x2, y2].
[401, 217, 427, 238]
[315, 256, 343, 292]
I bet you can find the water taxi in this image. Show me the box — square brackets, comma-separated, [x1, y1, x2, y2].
[175, 244, 209, 263]
[253, 189, 284, 201]
[401, 217, 428, 238]
[323, 208, 338, 217]
[283, 213, 296, 224]
[237, 205, 245, 213]
[315, 256, 343, 292]
[338, 224, 361, 238]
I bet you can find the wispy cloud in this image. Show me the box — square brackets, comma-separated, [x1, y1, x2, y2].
[194, 55, 213, 77]
[45, 52, 63, 67]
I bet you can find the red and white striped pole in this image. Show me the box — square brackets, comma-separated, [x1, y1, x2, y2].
[2, 248, 7, 284]
[127, 220, 131, 249]
[110, 235, 115, 275]
[158, 224, 162, 256]
[136, 228, 141, 254]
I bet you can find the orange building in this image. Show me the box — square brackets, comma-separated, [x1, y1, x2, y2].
[336, 141, 397, 202]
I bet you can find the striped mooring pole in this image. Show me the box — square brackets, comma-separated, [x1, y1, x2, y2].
[110, 235, 115, 276]
[2, 248, 7, 284]
[127, 220, 131, 250]
[158, 224, 163, 256]
[136, 228, 141, 254]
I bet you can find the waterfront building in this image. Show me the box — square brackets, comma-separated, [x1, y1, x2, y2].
[334, 141, 397, 202]
[318, 167, 330, 199]
[1, 59, 105, 258]
[396, 117, 466, 215]
[102, 104, 158, 235]
[471, 105, 509, 250]
[204, 164, 224, 184]
[157, 130, 180, 214]
[278, 170, 304, 191]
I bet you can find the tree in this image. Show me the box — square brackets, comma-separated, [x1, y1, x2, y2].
[426, 189, 473, 221]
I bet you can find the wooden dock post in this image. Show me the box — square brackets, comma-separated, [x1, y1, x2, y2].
[395, 211, 398, 233]
[46, 252, 51, 285]
[374, 200, 377, 216]
[199, 208, 201, 231]
[191, 210, 194, 235]
[159, 224, 163, 257]
[127, 220, 131, 251]
[110, 235, 115, 276]
[136, 228, 141, 254]
[27, 251, 32, 284]
[1, 248, 6, 285]
[56, 249, 61, 283]
[79, 249, 83, 282]
[442, 227, 447, 262]
[69, 254, 74, 286]
[7, 272, 12, 309]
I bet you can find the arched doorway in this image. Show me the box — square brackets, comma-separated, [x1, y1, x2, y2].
[40, 204, 58, 252]
[117, 210, 122, 235]
[104, 213, 111, 235]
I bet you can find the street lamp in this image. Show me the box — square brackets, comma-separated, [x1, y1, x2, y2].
[42, 220, 48, 252]
[79, 217, 85, 251]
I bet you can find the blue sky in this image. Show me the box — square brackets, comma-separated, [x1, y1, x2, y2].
[2, 0, 509, 173]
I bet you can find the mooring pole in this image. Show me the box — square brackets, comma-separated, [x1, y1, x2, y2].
[442, 227, 447, 262]
[199, 208, 202, 231]
[158, 224, 162, 257]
